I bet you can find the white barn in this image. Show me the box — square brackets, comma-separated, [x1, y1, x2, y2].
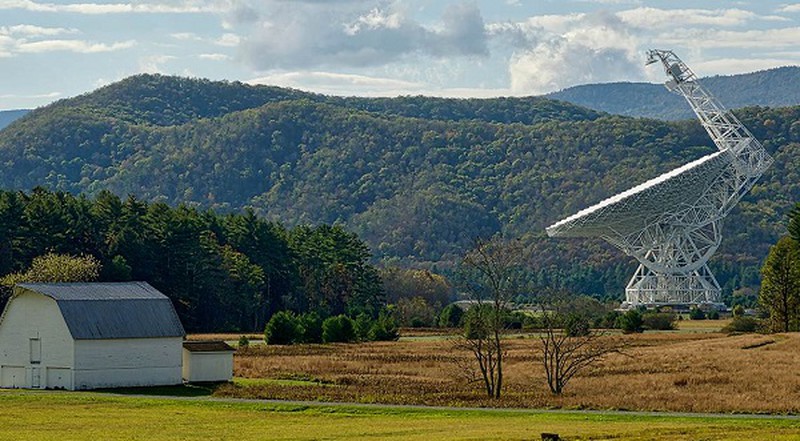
[182, 341, 235, 383]
[0, 282, 185, 390]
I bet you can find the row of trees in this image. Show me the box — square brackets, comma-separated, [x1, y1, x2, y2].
[0, 188, 384, 332]
[4, 72, 800, 301]
[264, 310, 398, 345]
[451, 238, 625, 398]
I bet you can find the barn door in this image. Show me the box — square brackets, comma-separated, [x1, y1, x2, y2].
[1, 366, 25, 388]
[29, 338, 41, 364]
[31, 367, 41, 389]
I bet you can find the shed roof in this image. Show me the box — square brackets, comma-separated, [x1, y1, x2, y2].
[183, 341, 236, 352]
[16, 282, 185, 340]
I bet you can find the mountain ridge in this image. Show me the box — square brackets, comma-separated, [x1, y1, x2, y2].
[1, 74, 798, 303]
[548, 66, 800, 120]
[0, 109, 30, 131]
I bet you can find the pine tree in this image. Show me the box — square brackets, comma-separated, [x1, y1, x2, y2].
[789, 203, 800, 243]
[759, 236, 800, 332]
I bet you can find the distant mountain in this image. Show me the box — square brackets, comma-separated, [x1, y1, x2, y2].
[0, 109, 30, 131]
[548, 66, 800, 120]
[0, 74, 797, 304]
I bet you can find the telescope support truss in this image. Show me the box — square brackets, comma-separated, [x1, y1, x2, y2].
[616, 50, 773, 308]
[625, 263, 721, 306]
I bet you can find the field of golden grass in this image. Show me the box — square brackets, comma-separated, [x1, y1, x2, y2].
[212, 326, 800, 414]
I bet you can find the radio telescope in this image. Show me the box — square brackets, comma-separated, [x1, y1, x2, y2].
[546, 50, 773, 308]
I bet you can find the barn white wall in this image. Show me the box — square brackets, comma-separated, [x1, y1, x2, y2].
[73, 337, 182, 389]
[182, 350, 234, 382]
[0, 291, 74, 389]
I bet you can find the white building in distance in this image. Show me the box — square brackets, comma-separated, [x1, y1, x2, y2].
[0, 282, 185, 390]
[182, 341, 236, 383]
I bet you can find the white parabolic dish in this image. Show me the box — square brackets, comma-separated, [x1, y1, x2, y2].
[545, 149, 731, 239]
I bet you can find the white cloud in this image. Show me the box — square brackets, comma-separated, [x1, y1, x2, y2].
[344, 8, 404, 35]
[199, 52, 230, 61]
[247, 71, 511, 97]
[509, 44, 641, 94]
[237, 1, 488, 70]
[4, 0, 799, 104]
[488, 12, 644, 94]
[0, 34, 13, 56]
[249, 71, 424, 94]
[170, 31, 239, 48]
[617, 7, 787, 29]
[778, 3, 800, 13]
[139, 54, 176, 73]
[0, 24, 79, 37]
[0, 0, 224, 14]
[481, 5, 800, 95]
[0, 91, 61, 99]
[16, 39, 136, 53]
[578, 0, 641, 4]
[215, 33, 240, 47]
[659, 27, 800, 49]
[170, 32, 202, 41]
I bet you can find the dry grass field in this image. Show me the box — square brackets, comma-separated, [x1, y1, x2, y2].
[211, 325, 800, 414]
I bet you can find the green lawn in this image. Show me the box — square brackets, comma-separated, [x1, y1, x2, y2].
[2, 390, 800, 440]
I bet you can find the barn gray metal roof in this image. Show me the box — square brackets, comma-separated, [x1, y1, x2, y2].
[17, 282, 185, 340]
[183, 341, 236, 352]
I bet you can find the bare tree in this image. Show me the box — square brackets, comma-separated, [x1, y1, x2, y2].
[454, 237, 524, 399]
[538, 296, 626, 395]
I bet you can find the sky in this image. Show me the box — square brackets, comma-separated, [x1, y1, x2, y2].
[1, 0, 800, 110]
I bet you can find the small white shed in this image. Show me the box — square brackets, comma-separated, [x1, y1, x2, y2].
[0, 282, 185, 390]
[182, 341, 235, 383]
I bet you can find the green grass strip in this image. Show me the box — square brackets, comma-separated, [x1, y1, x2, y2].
[1, 390, 800, 441]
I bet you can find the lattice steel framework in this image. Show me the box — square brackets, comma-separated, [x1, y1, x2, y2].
[546, 49, 773, 308]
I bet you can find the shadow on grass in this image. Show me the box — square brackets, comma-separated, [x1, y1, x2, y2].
[94, 383, 225, 397]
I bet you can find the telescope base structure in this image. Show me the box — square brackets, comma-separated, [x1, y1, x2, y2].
[621, 263, 723, 309]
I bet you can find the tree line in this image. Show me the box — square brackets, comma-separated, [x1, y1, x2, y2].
[0, 188, 383, 332]
[3, 74, 799, 302]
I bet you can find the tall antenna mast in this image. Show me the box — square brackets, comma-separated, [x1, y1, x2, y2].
[546, 50, 773, 308]
[646, 49, 771, 168]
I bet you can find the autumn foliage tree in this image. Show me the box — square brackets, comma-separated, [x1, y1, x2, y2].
[0, 252, 101, 286]
[0, 253, 101, 309]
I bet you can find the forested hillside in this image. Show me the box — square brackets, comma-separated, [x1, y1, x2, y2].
[548, 66, 800, 120]
[1, 74, 798, 303]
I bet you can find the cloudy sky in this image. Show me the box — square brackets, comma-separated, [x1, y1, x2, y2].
[1, 0, 799, 110]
